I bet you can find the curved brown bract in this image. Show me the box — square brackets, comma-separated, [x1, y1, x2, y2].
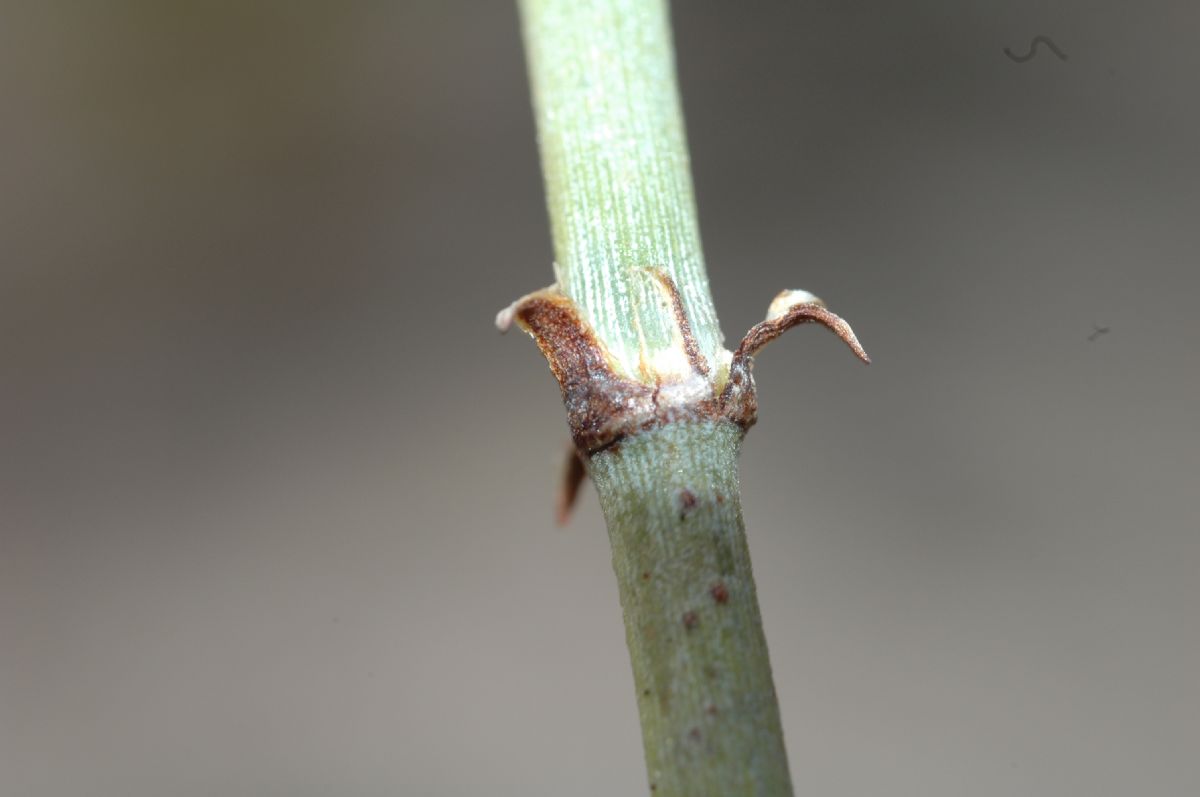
[732, 300, 870, 368]
[508, 287, 658, 454]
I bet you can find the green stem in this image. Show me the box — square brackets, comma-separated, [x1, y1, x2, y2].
[518, 0, 724, 379]
[589, 421, 792, 795]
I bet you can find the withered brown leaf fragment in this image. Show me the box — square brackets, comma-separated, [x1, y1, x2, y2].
[556, 443, 587, 526]
[724, 295, 870, 411]
[736, 298, 870, 364]
[502, 287, 657, 454]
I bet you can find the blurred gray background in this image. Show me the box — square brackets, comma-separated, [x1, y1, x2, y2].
[2, 2, 1198, 795]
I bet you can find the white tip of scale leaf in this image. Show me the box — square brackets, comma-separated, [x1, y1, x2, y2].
[496, 283, 562, 333]
[495, 303, 516, 333]
[766, 289, 825, 322]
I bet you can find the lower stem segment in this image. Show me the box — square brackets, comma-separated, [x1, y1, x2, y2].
[588, 420, 792, 796]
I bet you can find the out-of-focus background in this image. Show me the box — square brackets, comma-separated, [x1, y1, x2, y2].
[2, 2, 1197, 795]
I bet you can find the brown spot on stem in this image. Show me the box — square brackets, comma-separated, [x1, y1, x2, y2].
[677, 488, 698, 519]
[688, 727, 703, 742]
[643, 688, 651, 697]
[706, 704, 718, 716]
[715, 492, 725, 505]
[641, 570, 651, 581]
[710, 582, 730, 604]
[682, 610, 699, 631]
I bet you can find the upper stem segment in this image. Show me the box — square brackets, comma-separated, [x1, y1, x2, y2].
[519, 0, 724, 381]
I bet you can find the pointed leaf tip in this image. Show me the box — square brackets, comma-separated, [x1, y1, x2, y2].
[495, 303, 516, 333]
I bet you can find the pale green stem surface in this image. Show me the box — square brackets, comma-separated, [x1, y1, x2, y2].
[590, 421, 791, 795]
[519, 0, 724, 379]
